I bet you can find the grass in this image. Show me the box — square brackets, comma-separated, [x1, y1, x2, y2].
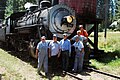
[90, 59, 120, 75]
[89, 31, 120, 76]
[98, 32, 120, 52]
[89, 31, 120, 52]
[0, 49, 40, 80]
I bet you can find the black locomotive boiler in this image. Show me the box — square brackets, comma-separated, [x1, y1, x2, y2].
[0, 0, 76, 58]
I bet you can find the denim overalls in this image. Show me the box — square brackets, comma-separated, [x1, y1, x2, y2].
[73, 41, 84, 72]
[38, 42, 48, 73]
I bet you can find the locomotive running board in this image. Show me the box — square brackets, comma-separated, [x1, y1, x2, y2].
[15, 24, 42, 29]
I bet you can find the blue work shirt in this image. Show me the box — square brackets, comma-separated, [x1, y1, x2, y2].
[72, 35, 86, 42]
[49, 41, 60, 56]
[73, 41, 84, 51]
[60, 39, 71, 53]
[73, 41, 84, 57]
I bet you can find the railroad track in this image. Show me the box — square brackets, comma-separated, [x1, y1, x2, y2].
[86, 67, 120, 79]
[64, 67, 120, 80]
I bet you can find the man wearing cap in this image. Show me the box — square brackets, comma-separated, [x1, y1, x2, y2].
[60, 33, 71, 72]
[72, 35, 84, 73]
[36, 36, 49, 76]
[48, 34, 61, 74]
[71, 30, 87, 42]
[79, 25, 88, 38]
[78, 25, 90, 66]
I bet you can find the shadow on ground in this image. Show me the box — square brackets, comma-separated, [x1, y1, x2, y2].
[95, 50, 120, 63]
[7, 50, 38, 68]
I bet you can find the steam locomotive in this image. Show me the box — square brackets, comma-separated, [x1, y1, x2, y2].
[0, 0, 76, 58]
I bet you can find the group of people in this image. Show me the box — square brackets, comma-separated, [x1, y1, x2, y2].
[36, 25, 88, 77]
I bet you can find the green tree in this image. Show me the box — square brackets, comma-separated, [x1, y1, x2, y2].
[115, 0, 120, 20]
[108, 0, 120, 31]
[5, 0, 36, 18]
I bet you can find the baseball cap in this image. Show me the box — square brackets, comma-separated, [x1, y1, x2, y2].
[79, 25, 83, 28]
[53, 34, 57, 37]
[77, 30, 81, 34]
[41, 36, 46, 39]
[75, 35, 79, 39]
[63, 33, 67, 36]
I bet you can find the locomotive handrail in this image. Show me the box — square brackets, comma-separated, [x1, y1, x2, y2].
[15, 24, 42, 29]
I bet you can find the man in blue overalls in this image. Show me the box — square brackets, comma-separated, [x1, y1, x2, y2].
[72, 35, 84, 73]
[36, 36, 49, 76]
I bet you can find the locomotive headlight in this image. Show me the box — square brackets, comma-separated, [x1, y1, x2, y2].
[66, 16, 73, 23]
[61, 16, 74, 25]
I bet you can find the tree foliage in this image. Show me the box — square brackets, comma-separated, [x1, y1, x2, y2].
[115, 0, 120, 20]
[108, 0, 120, 31]
[5, 0, 36, 18]
[97, 0, 120, 31]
